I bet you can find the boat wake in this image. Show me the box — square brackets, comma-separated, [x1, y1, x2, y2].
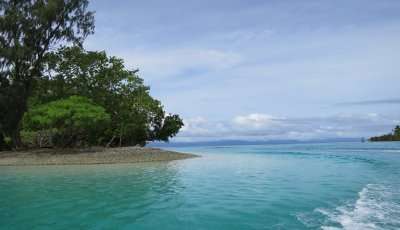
[317, 184, 400, 230]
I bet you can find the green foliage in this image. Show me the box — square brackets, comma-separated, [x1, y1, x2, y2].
[155, 114, 184, 142]
[0, 1, 183, 150]
[33, 46, 184, 147]
[369, 125, 400, 142]
[20, 131, 38, 148]
[0, 0, 94, 148]
[24, 96, 110, 147]
[394, 125, 400, 137]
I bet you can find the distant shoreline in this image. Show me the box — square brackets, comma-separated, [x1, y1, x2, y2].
[0, 147, 198, 166]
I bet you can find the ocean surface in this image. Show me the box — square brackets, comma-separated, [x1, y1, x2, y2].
[1, 142, 400, 229]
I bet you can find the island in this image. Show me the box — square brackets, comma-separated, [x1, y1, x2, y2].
[369, 125, 400, 141]
[0, 1, 189, 164]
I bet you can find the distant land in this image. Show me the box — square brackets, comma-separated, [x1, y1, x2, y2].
[149, 138, 361, 147]
[369, 125, 400, 142]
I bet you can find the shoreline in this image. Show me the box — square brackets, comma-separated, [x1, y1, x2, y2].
[0, 147, 198, 166]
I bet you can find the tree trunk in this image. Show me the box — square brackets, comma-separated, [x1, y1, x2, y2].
[9, 106, 27, 149]
[119, 133, 122, 147]
[0, 132, 6, 151]
[106, 135, 116, 148]
[119, 124, 124, 147]
[7, 81, 30, 150]
[11, 129, 23, 150]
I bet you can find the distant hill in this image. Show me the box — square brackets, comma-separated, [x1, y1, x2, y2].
[149, 138, 360, 147]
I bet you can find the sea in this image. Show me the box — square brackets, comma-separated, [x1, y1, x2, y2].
[1, 142, 399, 229]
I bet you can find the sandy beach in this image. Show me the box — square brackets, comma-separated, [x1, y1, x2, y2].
[0, 147, 197, 166]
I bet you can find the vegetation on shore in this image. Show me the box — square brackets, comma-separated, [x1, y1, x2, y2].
[0, 0, 183, 150]
[369, 125, 400, 142]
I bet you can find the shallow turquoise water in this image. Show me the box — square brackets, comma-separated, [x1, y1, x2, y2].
[1, 142, 400, 229]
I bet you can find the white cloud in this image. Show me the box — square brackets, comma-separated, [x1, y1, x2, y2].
[233, 113, 278, 128]
[180, 116, 208, 134]
[175, 113, 399, 142]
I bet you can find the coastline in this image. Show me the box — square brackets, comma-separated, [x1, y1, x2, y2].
[0, 147, 198, 166]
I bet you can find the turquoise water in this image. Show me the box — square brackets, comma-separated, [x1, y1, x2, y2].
[1, 142, 400, 229]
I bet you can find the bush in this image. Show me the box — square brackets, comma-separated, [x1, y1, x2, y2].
[21, 131, 37, 148]
[23, 96, 110, 148]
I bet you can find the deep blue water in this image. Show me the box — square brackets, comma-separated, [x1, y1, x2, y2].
[1, 142, 400, 229]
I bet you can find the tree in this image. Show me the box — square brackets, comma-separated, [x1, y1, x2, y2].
[33, 46, 184, 146]
[23, 96, 110, 147]
[0, 0, 94, 148]
[394, 125, 400, 137]
[369, 125, 400, 142]
[154, 114, 184, 142]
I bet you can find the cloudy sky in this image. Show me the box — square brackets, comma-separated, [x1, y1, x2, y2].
[86, 0, 400, 141]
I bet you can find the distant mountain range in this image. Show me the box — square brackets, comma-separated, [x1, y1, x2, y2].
[148, 138, 361, 147]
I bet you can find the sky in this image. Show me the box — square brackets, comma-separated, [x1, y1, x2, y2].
[85, 0, 400, 142]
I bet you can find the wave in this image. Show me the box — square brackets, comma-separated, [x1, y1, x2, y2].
[383, 150, 400, 153]
[318, 184, 400, 230]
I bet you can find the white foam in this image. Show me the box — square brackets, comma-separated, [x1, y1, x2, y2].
[319, 184, 400, 230]
[383, 150, 400, 153]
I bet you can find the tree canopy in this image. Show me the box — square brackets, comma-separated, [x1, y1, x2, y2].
[32, 46, 183, 147]
[0, 0, 94, 148]
[0, 1, 183, 150]
[23, 96, 110, 147]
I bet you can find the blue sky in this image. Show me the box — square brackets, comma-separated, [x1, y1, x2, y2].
[86, 0, 400, 141]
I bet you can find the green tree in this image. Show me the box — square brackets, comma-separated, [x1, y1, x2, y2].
[34, 46, 184, 146]
[23, 96, 110, 147]
[155, 114, 184, 142]
[0, 0, 94, 148]
[394, 125, 400, 137]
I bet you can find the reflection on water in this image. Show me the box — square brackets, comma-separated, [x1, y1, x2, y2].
[0, 142, 400, 229]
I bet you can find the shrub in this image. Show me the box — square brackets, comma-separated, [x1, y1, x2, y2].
[23, 96, 110, 148]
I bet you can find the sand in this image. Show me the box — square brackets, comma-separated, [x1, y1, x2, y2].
[0, 146, 198, 166]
